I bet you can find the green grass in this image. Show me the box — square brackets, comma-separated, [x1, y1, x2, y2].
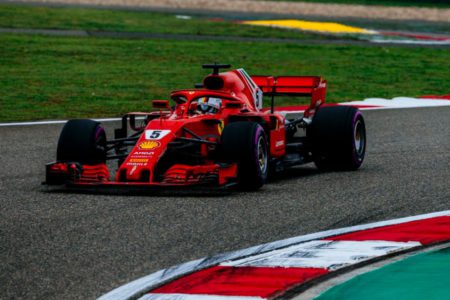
[1, 33, 449, 122]
[269, 0, 450, 8]
[0, 4, 328, 40]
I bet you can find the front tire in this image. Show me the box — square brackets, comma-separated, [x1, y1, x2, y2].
[308, 106, 366, 171]
[220, 122, 268, 190]
[57, 119, 106, 165]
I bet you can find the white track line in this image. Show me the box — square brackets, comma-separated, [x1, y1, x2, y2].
[98, 210, 450, 300]
[340, 97, 450, 108]
[2, 97, 449, 127]
[0, 117, 123, 127]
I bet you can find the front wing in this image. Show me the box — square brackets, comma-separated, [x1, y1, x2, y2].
[44, 162, 239, 192]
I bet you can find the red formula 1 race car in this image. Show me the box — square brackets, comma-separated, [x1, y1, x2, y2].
[45, 64, 366, 191]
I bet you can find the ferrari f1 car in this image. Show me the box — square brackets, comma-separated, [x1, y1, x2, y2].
[45, 64, 366, 191]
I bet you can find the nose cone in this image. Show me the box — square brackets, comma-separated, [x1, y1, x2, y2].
[117, 126, 178, 183]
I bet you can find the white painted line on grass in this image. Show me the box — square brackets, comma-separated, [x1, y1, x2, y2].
[371, 39, 450, 46]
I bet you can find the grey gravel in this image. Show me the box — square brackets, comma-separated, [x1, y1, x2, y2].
[8, 0, 450, 23]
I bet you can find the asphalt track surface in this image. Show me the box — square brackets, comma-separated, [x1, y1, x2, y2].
[1, 107, 449, 299]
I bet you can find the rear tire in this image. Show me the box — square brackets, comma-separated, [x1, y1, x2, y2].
[57, 119, 106, 165]
[220, 122, 268, 190]
[308, 106, 366, 171]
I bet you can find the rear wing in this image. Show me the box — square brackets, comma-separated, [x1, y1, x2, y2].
[251, 76, 327, 117]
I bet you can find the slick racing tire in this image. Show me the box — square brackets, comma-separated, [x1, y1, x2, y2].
[57, 119, 107, 165]
[308, 106, 366, 171]
[221, 122, 268, 190]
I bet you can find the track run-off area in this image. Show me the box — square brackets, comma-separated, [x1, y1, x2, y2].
[1, 104, 449, 299]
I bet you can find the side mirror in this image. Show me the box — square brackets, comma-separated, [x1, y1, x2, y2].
[152, 100, 170, 110]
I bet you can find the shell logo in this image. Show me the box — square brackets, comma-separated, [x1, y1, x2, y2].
[139, 141, 161, 150]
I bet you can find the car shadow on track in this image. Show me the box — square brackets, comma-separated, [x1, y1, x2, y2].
[41, 184, 236, 197]
[268, 165, 322, 183]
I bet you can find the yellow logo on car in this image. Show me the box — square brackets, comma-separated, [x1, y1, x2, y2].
[129, 158, 148, 163]
[139, 141, 161, 150]
[218, 120, 224, 135]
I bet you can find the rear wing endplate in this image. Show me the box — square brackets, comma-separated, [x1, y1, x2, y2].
[251, 76, 327, 117]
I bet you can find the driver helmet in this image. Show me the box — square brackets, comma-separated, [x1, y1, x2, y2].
[197, 97, 222, 114]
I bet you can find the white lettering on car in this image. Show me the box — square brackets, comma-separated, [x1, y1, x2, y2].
[275, 140, 285, 147]
[144, 130, 171, 140]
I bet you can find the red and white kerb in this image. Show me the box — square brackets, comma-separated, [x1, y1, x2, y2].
[140, 215, 450, 300]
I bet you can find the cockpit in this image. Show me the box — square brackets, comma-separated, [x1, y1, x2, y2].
[189, 97, 222, 115]
[171, 93, 226, 117]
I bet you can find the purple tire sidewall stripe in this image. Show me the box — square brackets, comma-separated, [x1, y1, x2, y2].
[95, 126, 105, 141]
